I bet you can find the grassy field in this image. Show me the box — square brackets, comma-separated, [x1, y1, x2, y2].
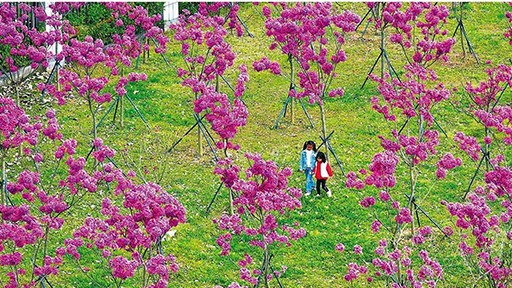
[5, 2, 512, 287]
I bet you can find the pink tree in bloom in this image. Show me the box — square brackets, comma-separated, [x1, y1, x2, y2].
[0, 99, 186, 287]
[440, 18, 512, 286]
[67, 164, 186, 287]
[456, 63, 512, 196]
[386, 3, 455, 67]
[0, 97, 41, 204]
[39, 3, 167, 142]
[193, 62, 301, 285]
[258, 3, 360, 157]
[0, 104, 97, 286]
[0, 3, 72, 106]
[214, 153, 305, 288]
[172, 8, 249, 213]
[341, 3, 457, 286]
[359, 2, 404, 85]
[197, 2, 250, 37]
[361, 3, 455, 86]
[367, 1, 455, 223]
[171, 7, 247, 157]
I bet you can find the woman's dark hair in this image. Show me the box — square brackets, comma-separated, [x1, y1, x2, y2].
[316, 151, 326, 163]
[302, 140, 317, 152]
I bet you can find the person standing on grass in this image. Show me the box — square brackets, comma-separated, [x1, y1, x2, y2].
[299, 140, 316, 196]
[313, 151, 333, 197]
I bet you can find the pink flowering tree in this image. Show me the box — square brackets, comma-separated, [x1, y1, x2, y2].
[197, 2, 251, 37]
[361, 3, 454, 86]
[439, 21, 512, 286]
[252, 4, 306, 128]
[339, 4, 458, 286]
[0, 3, 71, 106]
[0, 97, 41, 203]
[66, 157, 186, 287]
[446, 99, 512, 285]
[193, 64, 249, 214]
[182, 12, 304, 283]
[171, 7, 246, 157]
[258, 3, 360, 155]
[0, 99, 186, 287]
[40, 3, 167, 142]
[365, 2, 455, 226]
[386, 3, 455, 67]
[358, 2, 404, 86]
[214, 152, 305, 287]
[455, 63, 512, 196]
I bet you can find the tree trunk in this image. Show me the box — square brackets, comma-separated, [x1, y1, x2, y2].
[289, 54, 295, 124]
[380, 19, 385, 79]
[120, 95, 124, 128]
[319, 103, 329, 162]
[88, 96, 98, 168]
[223, 139, 234, 215]
[263, 245, 270, 288]
[14, 81, 20, 107]
[195, 92, 203, 156]
[1, 152, 5, 205]
[409, 159, 416, 235]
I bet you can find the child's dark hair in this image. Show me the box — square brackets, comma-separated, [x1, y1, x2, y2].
[302, 140, 317, 152]
[316, 151, 326, 163]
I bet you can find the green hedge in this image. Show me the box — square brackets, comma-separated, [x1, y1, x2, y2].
[64, 3, 164, 43]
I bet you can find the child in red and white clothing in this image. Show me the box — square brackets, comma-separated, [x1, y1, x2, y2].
[313, 151, 333, 197]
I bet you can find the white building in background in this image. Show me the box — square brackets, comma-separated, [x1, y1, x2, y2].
[163, 2, 179, 30]
[45, 0, 62, 71]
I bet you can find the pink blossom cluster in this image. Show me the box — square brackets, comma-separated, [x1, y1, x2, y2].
[261, 3, 360, 104]
[475, 106, 512, 145]
[366, 3, 454, 65]
[436, 153, 462, 179]
[40, 36, 149, 106]
[40, 3, 165, 112]
[67, 167, 186, 285]
[252, 57, 281, 75]
[344, 67, 453, 286]
[0, 97, 41, 149]
[105, 3, 168, 55]
[398, 130, 440, 163]
[1, 99, 186, 286]
[460, 64, 512, 149]
[465, 64, 512, 108]
[367, 2, 403, 30]
[364, 151, 399, 189]
[172, 10, 235, 83]
[49, 2, 85, 15]
[485, 166, 512, 197]
[344, 262, 368, 282]
[453, 132, 481, 161]
[447, 57, 512, 285]
[445, 184, 512, 284]
[339, 238, 443, 286]
[197, 3, 246, 37]
[214, 153, 305, 285]
[0, 104, 75, 285]
[345, 171, 365, 190]
[42, 109, 62, 141]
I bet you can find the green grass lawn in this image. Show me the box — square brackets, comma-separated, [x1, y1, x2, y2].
[4, 2, 512, 287]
